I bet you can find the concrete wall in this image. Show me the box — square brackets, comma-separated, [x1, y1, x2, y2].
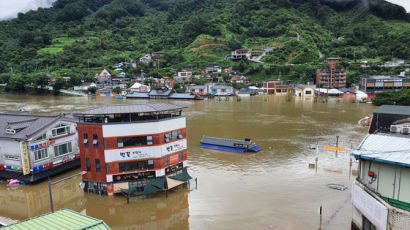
[0, 139, 22, 168]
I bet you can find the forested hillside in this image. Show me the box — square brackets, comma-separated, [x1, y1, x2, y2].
[0, 0, 408, 79]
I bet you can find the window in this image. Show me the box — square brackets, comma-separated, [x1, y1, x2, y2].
[179, 152, 183, 161]
[93, 134, 98, 149]
[119, 160, 154, 172]
[222, 89, 226, 93]
[166, 157, 170, 166]
[95, 159, 100, 173]
[199, 89, 203, 92]
[117, 136, 149, 148]
[104, 139, 107, 149]
[83, 133, 89, 148]
[54, 142, 73, 157]
[86, 158, 91, 171]
[105, 164, 109, 174]
[52, 124, 70, 137]
[164, 130, 182, 142]
[35, 133, 47, 141]
[34, 148, 48, 161]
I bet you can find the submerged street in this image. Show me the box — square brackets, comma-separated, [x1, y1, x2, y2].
[0, 95, 375, 229]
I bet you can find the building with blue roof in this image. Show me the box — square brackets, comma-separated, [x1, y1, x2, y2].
[351, 126, 410, 229]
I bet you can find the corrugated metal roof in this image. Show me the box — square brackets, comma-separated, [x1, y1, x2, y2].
[375, 105, 410, 116]
[149, 90, 172, 96]
[351, 134, 410, 167]
[125, 92, 149, 98]
[168, 93, 196, 99]
[78, 103, 184, 115]
[213, 85, 233, 89]
[0, 114, 62, 140]
[2, 209, 111, 230]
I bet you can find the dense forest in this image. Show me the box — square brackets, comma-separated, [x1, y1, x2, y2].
[0, 0, 409, 88]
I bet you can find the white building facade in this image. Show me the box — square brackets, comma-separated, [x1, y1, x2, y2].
[0, 113, 79, 183]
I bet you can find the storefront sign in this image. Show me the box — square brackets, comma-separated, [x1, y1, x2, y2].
[352, 183, 387, 230]
[105, 146, 158, 162]
[105, 139, 187, 162]
[162, 139, 187, 155]
[20, 141, 30, 175]
[113, 171, 155, 182]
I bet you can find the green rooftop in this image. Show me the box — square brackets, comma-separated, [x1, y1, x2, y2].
[2, 209, 111, 230]
[375, 105, 410, 115]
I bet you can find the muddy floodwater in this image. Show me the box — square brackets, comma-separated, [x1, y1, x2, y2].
[0, 95, 375, 229]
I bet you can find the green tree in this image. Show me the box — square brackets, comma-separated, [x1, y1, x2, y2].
[52, 77, 66, 95]
[113, 86, 122, 94]
[88, 86, 97, 94]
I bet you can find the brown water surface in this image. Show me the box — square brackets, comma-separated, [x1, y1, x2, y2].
[0, 95, 375, 229]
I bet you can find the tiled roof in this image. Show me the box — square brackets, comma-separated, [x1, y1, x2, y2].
[351, 134, 410, 167]
[2, 209, 111, 230]
[78, 103, 184, 115]
[0, 113, 61, 140]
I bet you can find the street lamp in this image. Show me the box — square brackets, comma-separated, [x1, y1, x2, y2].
[48, 171, 86, 212]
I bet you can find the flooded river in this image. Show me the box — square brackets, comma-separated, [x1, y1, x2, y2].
[0, 95, 375, 229]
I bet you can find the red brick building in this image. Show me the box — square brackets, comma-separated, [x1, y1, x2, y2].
[316, 58, 347, 89]
[76, 103, 188, 195]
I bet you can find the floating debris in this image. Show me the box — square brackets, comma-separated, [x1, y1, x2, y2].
[326, 184, 348, 191]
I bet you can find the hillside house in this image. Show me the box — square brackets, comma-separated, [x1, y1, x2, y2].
[174, 72, 192, 83]
[230, 75, 250, 85]
[139, 54, 152, 64]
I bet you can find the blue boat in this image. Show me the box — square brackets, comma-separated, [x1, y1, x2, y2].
[200, 136, 262, 153]
[114, 96, 125, 99]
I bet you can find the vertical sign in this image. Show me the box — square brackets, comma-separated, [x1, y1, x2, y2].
[20, 141, 31, 175]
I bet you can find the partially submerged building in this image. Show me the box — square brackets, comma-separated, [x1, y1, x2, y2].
[351, 133, 410, 230]
[359, 75, 410, 96]
[316, 58, 347, 89]
[263, 79, 294, 95]
[76, 103, 191, 195]
[0, 113, 80, 183]
[351, 105, 410, 229]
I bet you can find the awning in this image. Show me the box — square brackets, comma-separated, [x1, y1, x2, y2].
[166, 176, 184, 190]
[169, 168, 192, 181]
[142, 184, 162, 195]
[151, 177, 165, 189]
[121, 186, 136, 195]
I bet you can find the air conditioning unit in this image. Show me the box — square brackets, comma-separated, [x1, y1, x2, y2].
[402, 127, 410, 135]
[390, 125, 402, 133]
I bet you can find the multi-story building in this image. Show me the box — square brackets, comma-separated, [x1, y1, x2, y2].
[359, 75, 410, 96]
[0, 113, 80, 183]
[187, 83, 234, 96]
[263, 79, 294, 95]
[76, 103, 188, 195]
[316, 58, 347, 89]
[174, 71, 192, 83]
[96, 69, 112, 88]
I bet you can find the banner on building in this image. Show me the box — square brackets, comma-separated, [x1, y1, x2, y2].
[20, 141, 31, 175]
